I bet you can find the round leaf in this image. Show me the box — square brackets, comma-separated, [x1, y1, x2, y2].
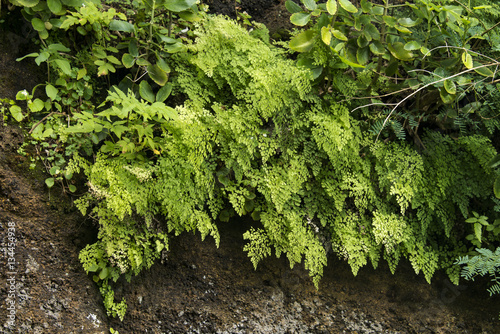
[9, 105, 24, 122]
[109, 20, 135, 33]
[47, 0, 62, 14]
[45, 178, 55, 188]
[356, 46, 370, 65]
[332, 29, 348, 41]
[31, 18, 46, 32]
[291, 13, 311, 26]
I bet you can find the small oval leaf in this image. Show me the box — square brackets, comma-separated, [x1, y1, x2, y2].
[339, 0, 358, 13]
[291, 13, 311, 26]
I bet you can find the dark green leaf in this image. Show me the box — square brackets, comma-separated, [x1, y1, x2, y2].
[139, 81, 155, 103]
[147, 64, 169, 86]
[164, 0, 197, 12]
[156, 83, 172, 102]
[47, 0, 62, 14]
[285, 0, 303, 14]
[109, 20, 135, 33]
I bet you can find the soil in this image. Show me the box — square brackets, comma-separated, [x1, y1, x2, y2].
[1, 1, 500, 333]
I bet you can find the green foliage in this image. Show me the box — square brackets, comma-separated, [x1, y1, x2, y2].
[5, 0, 500, 321]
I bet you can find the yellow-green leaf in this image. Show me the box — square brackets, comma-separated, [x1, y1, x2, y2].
[326, 0, 337, 15]
[462, 52, 472, 69]
[291, 13, 312, 26]
[332, 29, 348, 41]
[339, 0, 357, 13]
[321, 26, 332, 45]
[444, 79, 456, 95]
[387, 42, 414, 61]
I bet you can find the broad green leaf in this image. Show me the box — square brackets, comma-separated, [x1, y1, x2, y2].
[17, 0, 39, 7]
[29, 98, 45, 112]
[45, 178, 55, 188]
[339, 0, 357, 13]
[109, 20, 135, 33]
[383, 15, 397, 27]
[360, 0, 371, 13]
[285, 0, 303, 13]
[326, 0, 337, 15]
[129, 40, 139, 57]
[301, 0, 316, 11]
[387, 42, 413, 61]
[462, 52, 472, 69]
[46, 84, 59, 100]
[54, 59, 72, 76]
[494, 177, 500, 199]
[404, 40, 421, 50]
[47, 0, 62, 14]
[371, 5, 384, 15]
[47, 44, 70, 53]
[9, 105, 24, 122]
[178, 10, 201, 22]
[321, 26, 332, 45]
[147, 64, 169, 86]
[474, 223, 482, 243]
[77, 68, 87, 80]
[364, 23, 380, 40]
[439, 87, 455, 104]
[122, 53, 135, 68]
[420, 46, 430, 56]
[139, 81, 155, 103]
[164, 0, 197, 12]
[474, 62, 494, 77]
[332, 29, 348, 41]
[444, 79, 456, 95]
[156, 83, 172, 102]
[99, 267, 109, 280]
[157, 58, 171, 73]
[68, 184, 77, 192]
[398, 17, 418, 27]
[356, 46, 369, 65]
[136, 58, 151, 66]
[291, 13, 311, 26]
[290, 30, 316, 52]
[369, 40, 385, 55]
[39, 29, 49, 40]
[31, 18, 46, 32]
